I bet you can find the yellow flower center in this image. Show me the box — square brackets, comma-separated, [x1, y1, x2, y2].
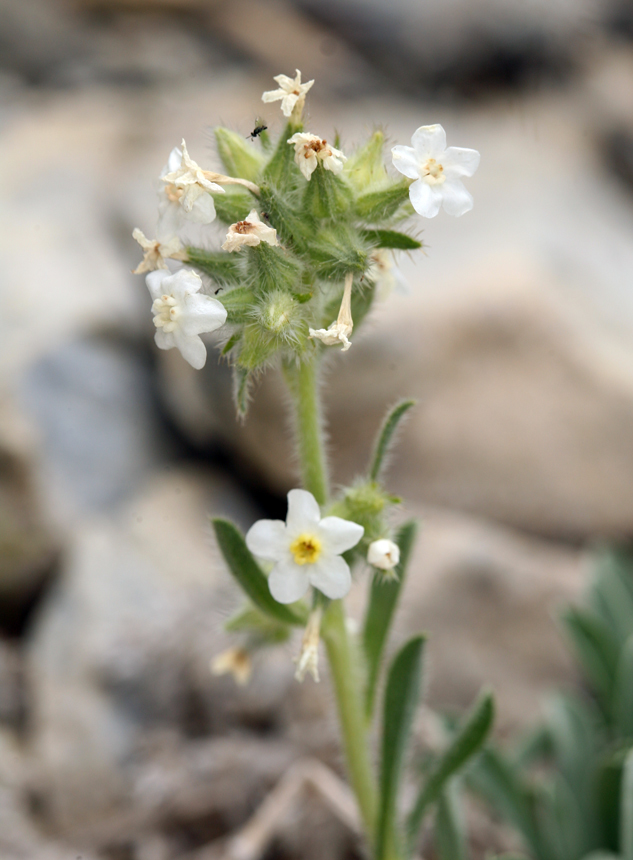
[152, 294, 181, 332]
[290, 533, 322, 565]
[421, 158, 445, 186]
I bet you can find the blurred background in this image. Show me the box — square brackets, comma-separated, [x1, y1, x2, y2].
[2, 0, 633, 857]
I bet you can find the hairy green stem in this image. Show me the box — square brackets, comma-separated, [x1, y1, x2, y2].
[323, 599, 378, 843]
[283, 356, 329, 506]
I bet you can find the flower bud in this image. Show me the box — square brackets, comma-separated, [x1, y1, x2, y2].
[368, 539, 400, 571]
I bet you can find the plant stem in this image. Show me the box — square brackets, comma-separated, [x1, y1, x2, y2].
[283, 356, 329, 506]
[323, 599, 378, 843]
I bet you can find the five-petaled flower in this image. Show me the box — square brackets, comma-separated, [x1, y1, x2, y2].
[391, 124, 480, 218]
[160, 140, 224, 232]
[288, 132, 346, 181]
[368, 539, 400, 572]
[262, 69, 314, 118]
[146, 268, 227, 369]
[132, 229, 187, 274]
[222, 209, 279, 252]
[246, 489, 364, 604]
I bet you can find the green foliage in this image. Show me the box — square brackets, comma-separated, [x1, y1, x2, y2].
[361, 229, 423, 250]
[435, 783, 468, 860]
[212, 519, 307, 626]
[376, 636, 426, 860]
[212, 186, 254, 223]
[186, 248, 243, 286]
[363, 521, 418, 720]
[355, 179, 412, 222]
[225, 603, 291, 647]
[469, 546, 633, 860]
[407, 692, 495, 851]
[344, 130, 389, 192]
[215, 127, 265, 182]
[369, 399, 416, 482]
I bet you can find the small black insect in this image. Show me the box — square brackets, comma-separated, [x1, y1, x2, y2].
[247, 123, 268, 140]
[215, 286, 224, 295]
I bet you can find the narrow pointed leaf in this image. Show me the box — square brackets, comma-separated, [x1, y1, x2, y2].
[435, 783, 468, 860]
[369, 399, 416, 482]
[212, 519, 306, 626]
[363, 520, 418, 719]
[361, 229, 422, 250]
[560, 606, 619, 707]
[615, 636, 633, 738]
[186, 248, 243, 285]
[622, 749, 633, 860]
[376, 635, 426, 860]
[407, 691, 495, 848]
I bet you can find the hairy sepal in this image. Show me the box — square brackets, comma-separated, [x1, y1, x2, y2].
[215, 127, 265, 182]
[212, 186, 255, 224]
[344, 130, 389, 192]
[355, 179, 412, 223]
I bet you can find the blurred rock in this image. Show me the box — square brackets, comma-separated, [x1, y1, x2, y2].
[0, 640, 24, 728]
[389, 506, 585, 734]
[19, 335, 171, 519]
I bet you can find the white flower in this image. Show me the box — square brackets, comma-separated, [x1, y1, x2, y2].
[287, 132, 347, 181]
[246, 489, 364, 604]
[146, 268, 227, 369]
[132, 229, 187, 274]
[262, 69, 314, 118]
[222, 209, 279, 252]
[368, 539, 400, 571]
[211, 647, 252, 685]
[391, 124, 480, 218]
[294, 608, 322, 683]
[367, 248, 408, 300]
[310, 272, 354, 351]
[159, 140, 224, 233]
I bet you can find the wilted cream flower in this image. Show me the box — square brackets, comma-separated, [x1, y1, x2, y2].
[310, 272, 354, 351]
[132, 229, 187, 274]
[262, 69, 314, 118]
[391, 124, 480, 218]
[211, 647, 252, 685]
[146, 268, 227, 369]
[294, 607, 323, 683]
[368, 539, 400, 572]
[222, 209, 279, 252]
[287, 132, 346, 181]
[246, 489, 364, 604]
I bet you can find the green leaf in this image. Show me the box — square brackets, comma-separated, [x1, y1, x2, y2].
[362, 520, 418, 719]
[355, 180, 411, 222]
[622, 749, 633, 860]
[212, 519, 306, 626]
[580, 853, 622, 859]
[435, 782, 468, 860]
[233, 365, 252, 417]
[225, 603, 291, 646]
[263, 120, 303, 190]
[376, 635, 426, 860]
[560, 606, 620, 710]
[215, 127, 265, 183]
[596, 745, 630, 851]
[361, 229, 422, 250]
[369, 399, 416, 482]
[615, 636, 633, 738]
[407, 691, 495, 849]
[217, 286, 257, 324]
[247, 241, 303, 295]
[534, 774, 588, 860]
[186, 248, 244, 286]
[303, 165, 353, 220]
[344, 130, 389, 192]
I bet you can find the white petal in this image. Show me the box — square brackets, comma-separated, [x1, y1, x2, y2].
[411, 124, 446, 158]
[154, 328, 175, 350]
[286, 489, 321, 532]
[442, 147, 480, 178]
[180, 294, 227, 336]
[391, 145, 420, 180]
[262, 88, 284, 103]
[308, 555, 352, 600]
[188, 192, 217, 224]
[318, 517, 364, 554]
[441, 180, 474, 216]
[246, 519, 288, 561]
[269, 559, 309, 604]
[168, 269, 202, 301]
[157, 201, 186, 238]
[409, 179, 442, 218]
[146, 269, 169, 300]
[167, 146, 182, 173]
[173, 331, 207, 369]
[280, 92, 300, 117]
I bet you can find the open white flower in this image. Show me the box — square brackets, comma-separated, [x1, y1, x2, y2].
[368, 539, 400, 572]
[146, 268, 227, 369]
[246, 489, 364, 604]
[310, 272, 354, 351]
[132, 229, 187, 274]
[287, 132, 346, 181]
[160, 140, 224, 233]
[391, 124, 480, 218]
[211, 647, 252, 685]
[222, 209, 279, 252]
[262, 69, 314, 118]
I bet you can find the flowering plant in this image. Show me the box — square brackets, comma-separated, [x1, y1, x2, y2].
[133, 71, 492, 860]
